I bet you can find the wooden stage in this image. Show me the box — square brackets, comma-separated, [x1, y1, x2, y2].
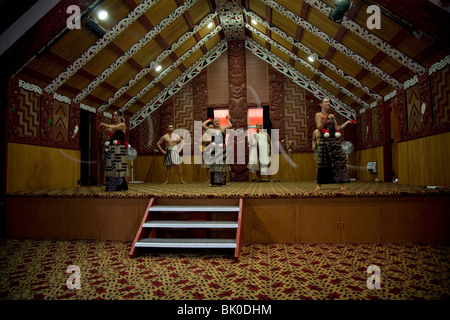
[5, 181, 450, 245]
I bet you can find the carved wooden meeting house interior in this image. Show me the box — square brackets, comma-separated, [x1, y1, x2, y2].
[1, 0, 449, 256]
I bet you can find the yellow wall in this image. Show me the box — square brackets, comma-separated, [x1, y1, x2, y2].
[7, 143, 81, 193]
[398, 132, 450, 186]
[133, 152, 319, 183]
[356, 146, 384, 182]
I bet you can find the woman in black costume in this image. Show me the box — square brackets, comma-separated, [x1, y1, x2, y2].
[100, 111, 129, 191]
[314, 98, 355, 191]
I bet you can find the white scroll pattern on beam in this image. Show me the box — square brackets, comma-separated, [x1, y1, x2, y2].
[304, 0, 425, 75]
[216, 0, 245, 40]
[244, 9, 381, 101]
[130, 40, 228, 129]
[74, 0, 199, 104]
[246, 23, 369, 108]
[98, 12, 218, 113]
[260, 0, 401, 90]
[44, 0, 160, 94]
[246, 37, 356, 120]
[120, 25, 222, 114]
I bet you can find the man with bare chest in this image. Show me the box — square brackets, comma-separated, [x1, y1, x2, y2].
[156, 124, 185, 184]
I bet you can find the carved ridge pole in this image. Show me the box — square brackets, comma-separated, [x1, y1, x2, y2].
[228, 40, 248, 182]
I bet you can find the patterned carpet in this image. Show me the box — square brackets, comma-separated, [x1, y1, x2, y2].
[7, 181, 450, 199]
[1, 239, 449, 301]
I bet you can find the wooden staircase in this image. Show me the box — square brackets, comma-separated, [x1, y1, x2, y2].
[129, 198, 244, 258]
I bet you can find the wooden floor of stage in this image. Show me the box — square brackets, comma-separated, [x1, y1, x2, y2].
[6, 180, 450, 199]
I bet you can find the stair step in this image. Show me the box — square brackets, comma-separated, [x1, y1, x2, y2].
[149, 205, 240, 212]
[143, 220, 238, 228]
[135, 238, 237, 249]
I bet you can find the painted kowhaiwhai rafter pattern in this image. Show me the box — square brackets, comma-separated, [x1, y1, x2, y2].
[244, 9, 381, 101]
[260, 0, 402, 90]
[97, 12, 218, 113]
[130, 40, 228, 129]
[304, 0, 425, 75]
[120, 25, 223, 114]
[44, 0, 160, 94]
[246, 23, 369, 108]
[246, 37, 356, 120]
[74, 0, 199, 104]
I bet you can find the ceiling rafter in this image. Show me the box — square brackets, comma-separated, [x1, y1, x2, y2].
[120, 24, 223, 114]
[246, 23, 369, 108]
[244, 9, 381, 101]
[260, 0, 402, 90]
[216, 0, 245, 40]
[98, 11, 218, 113]
[245, 37, 356, 120]
[130, 40, 228, 129]
[74, 0, 199, 104]
[304, 0, 426, 75]
[44, 0, 160, 94]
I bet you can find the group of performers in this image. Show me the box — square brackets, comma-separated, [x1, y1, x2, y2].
[99, 97, 355, 191]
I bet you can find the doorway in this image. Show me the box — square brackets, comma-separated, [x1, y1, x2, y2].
[79, 109, 92, 186]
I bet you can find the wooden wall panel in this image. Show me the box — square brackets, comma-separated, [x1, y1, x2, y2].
[356, 146, 384, 182]
[398, 131, 450, 186]
[246, 49, 268, 105]
[7, 143, 80, 193]
[207, 51, 229, 105]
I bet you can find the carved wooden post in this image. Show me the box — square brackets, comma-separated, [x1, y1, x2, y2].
[228, 40, 248, 182]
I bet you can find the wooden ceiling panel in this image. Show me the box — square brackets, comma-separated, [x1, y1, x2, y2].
[113, 20, 149, 52]
[125, 76, 153, 97]
[49, 29, 97, 63]
[189, 0, 214, 22]
[139, 86, 162, 103]
[271, 9, 300, 37]
[329, 50, 366, 79]
[181, 49, 204, 69]
[317, 78, 341, 97]
[132, 39, 165, 67]
[340, 31, 379, 62]
[161, 68, 183, 86]
[271, 33, 294, 53]
[82, 47, 122, 76]
[306, 6, 342, 39]
[276, 0, 302, 16]
[173, 36, 197, 58]
[300, 30, 331, 58]
[27, 57, 66, 80]
[64, 74, 92, 92]
[292, 61, 316, 80]
[158, 16, 190, 45]
[248, 0, 267, 19]
[144, 0, 178, 27]
[203, 34, 222, 51]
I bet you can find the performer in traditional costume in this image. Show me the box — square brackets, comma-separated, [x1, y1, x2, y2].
[314, 98, 355, 191]
[202, 116, 233, 186]
[248, 122, 272, 182]
[156, 124, 185, 184]
[100, 111, 129, 191]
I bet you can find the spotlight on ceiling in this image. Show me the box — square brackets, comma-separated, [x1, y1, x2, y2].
[328, 0, 352, 24]
[97, 10, 108, 20]
[155, 65, 162, 72]
[251, 19, 257, 25]
[207, 22, 213, 29]
[308, 56, 314, 62]
[84, 16, 107, 38]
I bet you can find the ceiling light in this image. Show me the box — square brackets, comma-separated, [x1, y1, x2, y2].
[308, 56, 314, 62]
[207, 22, 213, 29]
[97, 10, 108, 20]
[155, 65, 162, 72]
[251, 19, 257, 25]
